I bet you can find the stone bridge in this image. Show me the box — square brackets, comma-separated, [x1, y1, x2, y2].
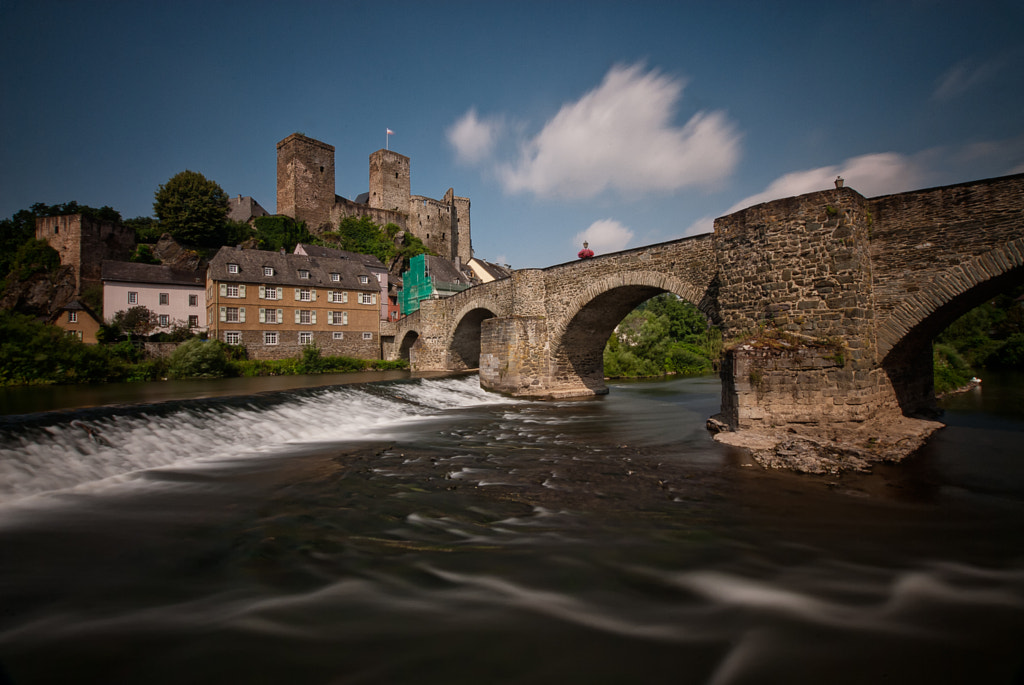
[382, 174, 1024, 436]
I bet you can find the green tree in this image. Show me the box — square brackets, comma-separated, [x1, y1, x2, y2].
[603, 294, 720, 378]
[125, 216, 163, 243]
[320, 217, 432, 269]
[130, 244, 161, 264]
[0, 310, 121, 385]
[111, 305, 159, 341]
[153, 170, 229, 246]
[253, 215, 313, 253]
[7, 238, 60, 280]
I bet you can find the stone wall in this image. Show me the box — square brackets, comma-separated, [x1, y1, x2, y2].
[408, 195, 453, 259]
[36, 214, 135, 292]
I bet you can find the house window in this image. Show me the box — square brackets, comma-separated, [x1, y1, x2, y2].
[128, 291, 138, 304]
[225, 331, 240, 345]
[188, 315, 199, 328]
[298, 269, 310, 279]
[262, 286, 280, 300]
[359, 293, 376, 305]
[228, 263, 239, 274]
[359, 275, 369, 284]
[68, 311, 78, 323]
[332, 332, 344, 340]
[298, 288, 312, 302]
[263, 308, 278, 324]
[299, 332, 313, 345]
[362, 332, 373, 340]
[159, 315, 169, 327]
[264, 331, 278, 345]
[331, 273, 340, 282]
[189, 294, 198, 307]
[226, 284, 240, 298]
[263, 266, 274, 277]
[225, 307, 240, 323]
[159, 293, 169, 305]
[328, 290, 348, 303]
[329, 311, 348, 325]
[298, 309, 312, 324]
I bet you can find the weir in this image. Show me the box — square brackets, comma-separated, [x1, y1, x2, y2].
[382, 174, 1024, 469]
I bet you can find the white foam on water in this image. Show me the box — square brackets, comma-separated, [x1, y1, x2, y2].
[0, 376, 521, 508]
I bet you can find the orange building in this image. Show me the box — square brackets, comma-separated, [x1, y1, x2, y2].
[206, 247, 381, 360]
[51, 300, 102, 344]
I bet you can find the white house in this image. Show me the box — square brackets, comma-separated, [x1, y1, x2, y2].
[101, 261, 207, 333]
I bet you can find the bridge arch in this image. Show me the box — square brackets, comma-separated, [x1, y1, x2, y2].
[878, 238, 1024, 413]
[397, 329, 420, 363]
[547, 270, 718, 395]
[448, 300, 501, 370]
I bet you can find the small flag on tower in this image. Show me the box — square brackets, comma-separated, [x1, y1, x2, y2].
[387, 129, 394, 135]
[386, 128, 394, 149]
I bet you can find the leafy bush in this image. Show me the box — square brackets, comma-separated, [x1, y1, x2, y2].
[167, 338, 231, 379]
[0, 310, 119, 385]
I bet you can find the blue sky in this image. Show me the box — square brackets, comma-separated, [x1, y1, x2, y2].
[2, 1, 1023, 268]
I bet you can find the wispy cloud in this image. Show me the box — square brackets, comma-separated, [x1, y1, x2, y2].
[574, 219, 634, 254]
[716, 135, 1024, 222]
[446, 108, 503, 165]
[932, 59, 1000, 101]
[449, 64, 742, 200]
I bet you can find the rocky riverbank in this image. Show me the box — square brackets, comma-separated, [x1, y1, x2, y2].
[708, 414, 945, 475]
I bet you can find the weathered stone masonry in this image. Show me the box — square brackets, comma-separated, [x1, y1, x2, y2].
[383, 174, 1024, 438]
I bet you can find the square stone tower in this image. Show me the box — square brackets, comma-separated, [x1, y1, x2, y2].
[369, 149, 410, 213]
[276, 133, 335, 231]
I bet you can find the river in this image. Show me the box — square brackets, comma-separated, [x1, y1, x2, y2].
[0, 372, 1021, 684]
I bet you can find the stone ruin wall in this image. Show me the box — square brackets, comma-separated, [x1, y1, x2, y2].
[35, 214, 135, 292]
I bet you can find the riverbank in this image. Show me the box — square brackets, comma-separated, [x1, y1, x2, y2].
[711, 414, 945, 475]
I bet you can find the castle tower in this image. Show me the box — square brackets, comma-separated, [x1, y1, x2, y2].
[451, 193, 472, 264]
[369, 149, 410, 213]
[276, 133, 335, 231]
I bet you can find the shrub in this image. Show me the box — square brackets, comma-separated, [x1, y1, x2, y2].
[167, 338, 230, 379]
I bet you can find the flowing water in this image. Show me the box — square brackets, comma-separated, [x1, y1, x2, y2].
[0, 372, 1021, 684]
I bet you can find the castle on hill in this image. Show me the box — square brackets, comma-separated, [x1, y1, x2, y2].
[276, 133, 472, 266]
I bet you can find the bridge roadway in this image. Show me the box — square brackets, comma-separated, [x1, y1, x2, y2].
[382, 174, 1024, 435]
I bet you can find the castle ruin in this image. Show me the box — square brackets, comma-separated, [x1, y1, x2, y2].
[276, 133, 472, 266]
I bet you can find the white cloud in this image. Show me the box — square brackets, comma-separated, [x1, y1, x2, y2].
[573, 219, 634, 255]
[932, 60, 999, 101]
[447, 108, 503, 164]
[682, 215, 715, 237]
[723, 152, 928, 216]
[496, 64, 741, 199]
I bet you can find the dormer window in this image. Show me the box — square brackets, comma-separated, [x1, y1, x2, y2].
[359, 275, 369, 284]
[298, 269, 310, 279]
[263, 266, 274, 277]
[228, 263, 239, 274]
[331, 273, 340, 282]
